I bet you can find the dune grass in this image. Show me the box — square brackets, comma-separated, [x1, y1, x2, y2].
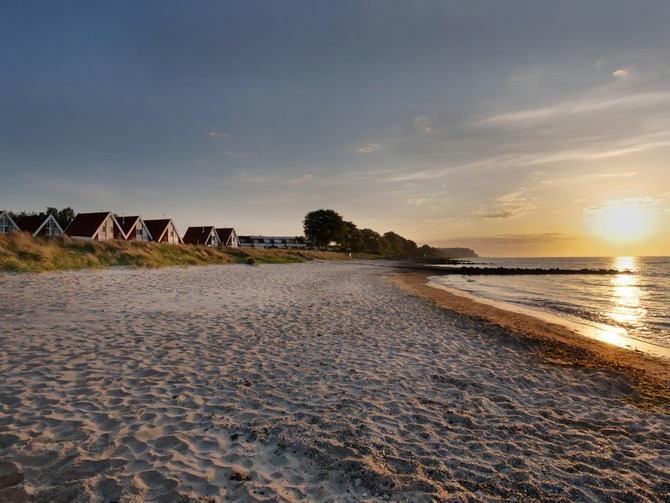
[0, 233, 354, 273]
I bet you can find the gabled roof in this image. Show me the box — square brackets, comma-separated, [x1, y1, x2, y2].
[116, 215, 141, 239]
[64, 212, 118, 238]
[16, 214, 64, 236]
[183, 226, 217, 245]
[216, 227, 237, 247]
[115, 215, 152, 240]
[0, 210, 20, 232]
[144, 219, 182, 243]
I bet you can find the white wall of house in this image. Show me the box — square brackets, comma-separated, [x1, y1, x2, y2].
[43, 216, 62, 237]
[134, 222, 151, 241]
[97, 218, 115, 240]
[0, 213, 18, 234]
[166, 224, 180, 244]
[210, 230, 221, 246]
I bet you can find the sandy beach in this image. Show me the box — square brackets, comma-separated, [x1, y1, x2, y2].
[1, 261, 669, 502]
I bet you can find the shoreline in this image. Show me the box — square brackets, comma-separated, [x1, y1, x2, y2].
[427, 279, 670, 360]
[391, 271, 670, 411]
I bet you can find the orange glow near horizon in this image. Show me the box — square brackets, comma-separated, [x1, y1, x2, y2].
[587, 198, 659, 247]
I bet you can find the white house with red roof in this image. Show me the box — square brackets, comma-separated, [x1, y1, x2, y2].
[64, 212, 123, 241]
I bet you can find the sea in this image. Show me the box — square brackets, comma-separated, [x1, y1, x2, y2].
[428, 256, 670, 359]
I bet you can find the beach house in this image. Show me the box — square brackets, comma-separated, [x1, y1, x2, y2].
[182, 226, 221, 246]
[0, 211, 20, 234]
[16, 213, 64, 237]
[144, 219, 183, 244]
[117, 215, 152, 242]
[237, 235, 310, 249]
[216, 228, 239, 248]
[64, 212, 123, 241]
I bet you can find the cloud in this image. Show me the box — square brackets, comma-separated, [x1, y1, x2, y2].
[355, 143, 382, 154]
[477, 209, 515, 219]
[208, 131, 229, 139]
[448, 233, 576, 246]
[413, 116, 435, 134]
[584, 140, 670, 160]
[584, 196, 659, 214]
[612, 67, 632, 78]
[289, 173, 313, 185]
[478, 91, 670, 127]
[473, 188, 535, 219]
[538, 170, 636, 188]
[224, 150, 249, 158]
[405, 198, 428, 206]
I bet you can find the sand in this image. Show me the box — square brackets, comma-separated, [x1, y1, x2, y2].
[0, 261, 669, 502]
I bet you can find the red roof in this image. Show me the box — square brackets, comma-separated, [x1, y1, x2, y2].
[64, 212, 114, 238]
[116, 215, 141, 238]
[183, 226, 215, 245]
[144, 219, 169, 242]
[144, 219, 182, 243]
[16, 214, 48, 235]
[216, 228, 236, 246]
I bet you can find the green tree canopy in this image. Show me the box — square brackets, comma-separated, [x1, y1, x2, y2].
[303, 209, 346, 250]
[339, 221, 365, 252]
[46, 207, 76, 228]
[383, 231, 418, 258]
[360, 228, 391, 256]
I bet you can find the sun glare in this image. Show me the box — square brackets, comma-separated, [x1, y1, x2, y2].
[587, 198, 658, 245]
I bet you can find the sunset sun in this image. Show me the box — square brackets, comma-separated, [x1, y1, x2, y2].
[587, 198, 659, 245]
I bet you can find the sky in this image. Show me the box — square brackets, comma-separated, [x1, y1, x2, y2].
[2, 1, 669, 257]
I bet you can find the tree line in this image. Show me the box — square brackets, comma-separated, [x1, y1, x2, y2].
[303, 209, 477, 259]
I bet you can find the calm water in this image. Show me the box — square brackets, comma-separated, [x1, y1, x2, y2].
[429, 256, 670, 358]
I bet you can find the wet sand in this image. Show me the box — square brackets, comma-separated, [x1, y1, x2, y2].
[1, 262, 669, 502]
[392, 272, 670, 396]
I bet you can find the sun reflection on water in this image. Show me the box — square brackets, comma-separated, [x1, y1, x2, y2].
[606, 256, 645, 329]
[594, 326, 630, 349]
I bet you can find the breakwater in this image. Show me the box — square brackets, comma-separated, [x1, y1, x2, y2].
[397, 264, 626, 276]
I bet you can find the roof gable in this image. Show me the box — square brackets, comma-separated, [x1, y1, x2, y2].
[216, 227, 238, 246]
[0, 211, 21, 232]
[144, 219, 182, 243]
[116, 215, 141, 238]
[183, 226, 217, 245]
[64, 212, 119, 238]
[115, 215, 152, 241]
[144, 219, 169, 242]
[17, 214, 64, 236]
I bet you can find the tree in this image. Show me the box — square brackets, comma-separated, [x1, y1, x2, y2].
[360, 228, 391, 256]
[339, 221, 365, 252]
[383, 231, 417, 258]
[58, 207, 75, 228]
[46, 206, 75, 228]
[303, 209, 345, 250]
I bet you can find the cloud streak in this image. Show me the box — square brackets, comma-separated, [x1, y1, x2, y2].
[355, 143, 382, 154]
[479, 91, 670, 127]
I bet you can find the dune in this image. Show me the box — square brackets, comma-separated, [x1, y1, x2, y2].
[0, 262, 668, 502]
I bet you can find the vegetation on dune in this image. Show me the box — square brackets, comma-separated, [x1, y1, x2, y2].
[0, 233, 354, 273]
[2, 205, 478, 273]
